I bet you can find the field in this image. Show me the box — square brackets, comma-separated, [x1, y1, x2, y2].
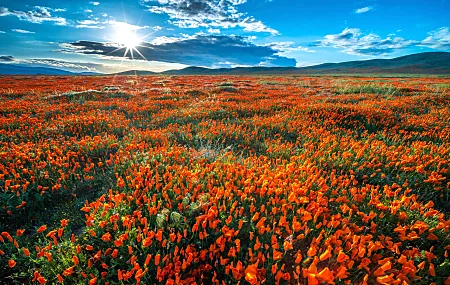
[0, 75, 449, 284]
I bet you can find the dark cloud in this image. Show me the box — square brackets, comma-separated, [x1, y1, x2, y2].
[59, 35, 297, 67]
[0, 55, 15, 62]
[0, 6, 67, 25]
[141, 0, 279, 34]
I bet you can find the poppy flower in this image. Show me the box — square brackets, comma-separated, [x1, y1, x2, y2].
[8, 259, 16, 268]
[37, 225, 47, 233]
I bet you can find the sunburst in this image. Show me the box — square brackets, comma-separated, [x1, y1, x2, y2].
[107, 22, 155, 61]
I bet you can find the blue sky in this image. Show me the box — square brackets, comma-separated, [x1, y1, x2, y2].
[0, 0, 449, 73]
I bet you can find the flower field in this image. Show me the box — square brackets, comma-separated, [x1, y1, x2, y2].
[0, 75, 449, 284]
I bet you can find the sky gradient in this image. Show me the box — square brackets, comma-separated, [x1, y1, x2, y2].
[0, 0, 449, 73]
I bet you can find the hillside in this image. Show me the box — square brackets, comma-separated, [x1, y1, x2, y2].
[161, 52, 450, 75]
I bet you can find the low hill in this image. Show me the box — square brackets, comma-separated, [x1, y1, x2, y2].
[0, 63, 75, 75]
[161, 52, 450, 75]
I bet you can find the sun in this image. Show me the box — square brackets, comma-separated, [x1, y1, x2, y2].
[115, 29, 141, 49]
[110, 22, 148, 60]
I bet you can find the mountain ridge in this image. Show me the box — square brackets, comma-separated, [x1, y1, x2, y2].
[0, 63, 98, 75]
[0, 52, 449, 75]
[161, 52, 450, 75]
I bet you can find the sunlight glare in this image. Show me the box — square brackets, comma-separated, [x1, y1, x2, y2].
[114, 26, 141, 49]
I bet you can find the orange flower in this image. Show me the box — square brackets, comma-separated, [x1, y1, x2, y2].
[101, 232, 111, 242]
[63, 266, 74, 276]
[429, 263, 436, 277]
[376, 275, 394, 285]
[16, 229, 25, 236]
[114, 239, 123, 247]
[374, 261, 392, 277]
[317, 267, 334, 283]
[155, 253, 161, 266]
[337, 251, 348, 263]
[72, 255, 79, 266]
[144, 254, 152, 266]
[23, 247, 30, 256]
[307, 245, 317, 257]
[273, 250, 283, 261]
[319, 248, 331, 261]
[37, 225, 47, 233]
[8, 259, 16, 268]
[245, 263, 259, 284]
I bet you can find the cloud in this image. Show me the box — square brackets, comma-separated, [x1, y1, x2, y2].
[264, 41, 316, 53]
[75, 19, 149, 30]
[90, 2, 100, 5]
[141, 0, 279, 35]
[76, 19, 104, 29]
[0, 30, 5, 34]
[316, 28, 416, 55]
[316, 27, 450, 56]
[208, 28, 220, 34]
[108, 20, 149, 30]
[420, 27, 450, 50]
[59, 35, 296, 67]
[0, 6, 67, 26]
[0, 55, 15, 62]
[0, 55, 100, 72]
[355, 6, 372, 14]
[12, 29, 35, 34]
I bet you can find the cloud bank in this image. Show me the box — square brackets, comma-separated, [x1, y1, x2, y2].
[316, 27, 450, 56]
[0, 6, 67, 26]
[141, 0, 279, 35]
[60, 35, 297, 67]
[0, 55, 100, 72]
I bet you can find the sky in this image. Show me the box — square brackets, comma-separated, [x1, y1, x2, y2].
[0, 0, 449, 73]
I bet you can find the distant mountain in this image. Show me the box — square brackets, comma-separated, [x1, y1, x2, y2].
[115, 70, 158, 75]
[161, 66, 299, 75]
[160, 52, 450, 75]
[0, 63, 98, 75]
[298, 52, 450, 74]
[2, 52, 449, 76]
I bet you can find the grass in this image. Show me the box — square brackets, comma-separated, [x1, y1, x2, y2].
[333, 83, 405, 95]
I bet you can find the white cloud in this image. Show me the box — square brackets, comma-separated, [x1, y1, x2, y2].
[108, 20, 149, 30]
[149, 34, 197, 45]
[316, 26, 450, 55]
[355, 6, 372, 14]
[208, 28, 220, 34]
[142, 0, 279, 35]
[0, 30, 5, 34]
[0, 55, 101, 72]
[263, 41, 315, 53]
[420, 27, 450, 50]
[76, 19, 104, 29]
[12, 29, 35, 34]
[0, 6, 67, 26]
[317, 28, 416, 55]
[90, 2, 100, 5]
